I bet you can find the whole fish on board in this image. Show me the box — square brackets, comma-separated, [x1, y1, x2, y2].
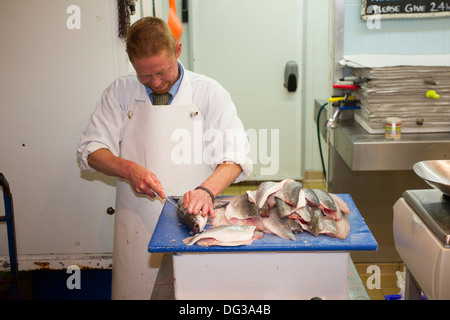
[183, 225, 264, 247]
[174, 197, 208, 234]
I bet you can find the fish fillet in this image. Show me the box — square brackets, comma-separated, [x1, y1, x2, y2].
[224, 194, 264, 230]
[209, 206, 230, 227]
[183, 225, 261, 246]
[334, 214, 351, 239]
[313, 189, 342, 220]
[181, 183, 353, 245]
[287, 218, 304, 233]
[300, 206, 350, 240]
[291, 204, 312, 223]
[254, 180, 289, 216]
[274, 180, 303, 207]
[329, 193, 351, 215]
[304, 188, 320, 207]
[262, 208, 296, 241]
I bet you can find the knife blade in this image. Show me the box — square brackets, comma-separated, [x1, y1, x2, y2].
[165, 196, 186, 214]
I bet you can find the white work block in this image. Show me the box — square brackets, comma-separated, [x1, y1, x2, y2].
[172, 251, 349, 300]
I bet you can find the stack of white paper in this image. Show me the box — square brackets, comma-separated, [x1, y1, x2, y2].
[340, 55, 450, 133]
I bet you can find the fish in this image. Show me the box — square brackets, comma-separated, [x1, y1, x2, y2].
[262, 207, 296, 240]
[318, 216, 339, 237]
[299, 205, 350, 240]
[275, 197, 294, 219]
[312, 189, 342, 220]
[334, 214, 351, 239]
[302, 206, 338, 237]
[316, 214, 350, 240]
[172, 197, 208, 234]
[329, 193, 351, 215]
[291, 204, 312, 224]
[274, 180, 306, 218]
[254, 181, 287, 216]
[304, 188, 321, 207]
[224, 193, 264, 230]
[246, 190, 257, 204]
[312, 189, 337, 211]
[209, 205, 230, 228]
[274, 179, 303, 207]
[308, 206, 323, 236]
[179, 182, 353, 244]
[287, 218, 304, 233]
[183, 225, 264, 246]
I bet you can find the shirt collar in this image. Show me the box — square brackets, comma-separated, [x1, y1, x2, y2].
[145, 62, 184, 104]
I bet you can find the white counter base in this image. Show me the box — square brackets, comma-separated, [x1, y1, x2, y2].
[172, 251, 349, 300]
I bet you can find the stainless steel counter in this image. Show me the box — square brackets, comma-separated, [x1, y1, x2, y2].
[332, 120, 450, 171]
[327, 119, 449, 263]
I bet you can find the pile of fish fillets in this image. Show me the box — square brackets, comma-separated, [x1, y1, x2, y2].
[178, 179, 351, 247]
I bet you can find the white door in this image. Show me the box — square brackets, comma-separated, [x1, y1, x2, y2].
[188, 0, 304, 180]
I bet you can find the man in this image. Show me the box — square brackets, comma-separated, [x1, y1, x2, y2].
[77, 17, 252, 299]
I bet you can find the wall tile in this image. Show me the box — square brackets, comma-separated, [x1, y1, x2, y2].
[343, 0, 450, 55]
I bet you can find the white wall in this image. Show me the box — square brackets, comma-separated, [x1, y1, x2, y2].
[0, 0, 127, 269]
[302, 0, 333, 174]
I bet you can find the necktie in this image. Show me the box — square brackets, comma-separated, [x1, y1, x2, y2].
[151, 92, 171, 105]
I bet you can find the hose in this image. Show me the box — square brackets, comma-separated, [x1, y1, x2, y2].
[316, 102, 328, 180]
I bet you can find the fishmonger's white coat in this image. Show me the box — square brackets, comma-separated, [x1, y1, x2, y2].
[77, 65, 252, 299]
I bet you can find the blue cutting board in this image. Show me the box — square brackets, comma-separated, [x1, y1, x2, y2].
[148, 194, 378, 253]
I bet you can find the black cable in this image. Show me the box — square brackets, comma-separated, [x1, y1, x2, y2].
[316, 102, 328, 180]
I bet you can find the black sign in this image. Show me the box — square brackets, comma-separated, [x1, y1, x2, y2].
[361, 0, 450, 19]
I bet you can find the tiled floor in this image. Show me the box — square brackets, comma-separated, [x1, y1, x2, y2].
[225, 179, 403, 301]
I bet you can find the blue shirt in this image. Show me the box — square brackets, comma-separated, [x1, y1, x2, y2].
[145, 62, 184, 105]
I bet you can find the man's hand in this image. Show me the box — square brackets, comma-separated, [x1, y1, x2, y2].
[87, 148, 165, 199]
[127, 163, 165, 199]
[183, 189, 215, 218]
[182, 162, 243, 218]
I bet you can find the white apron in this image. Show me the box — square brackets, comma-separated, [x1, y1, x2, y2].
[111, 102, 212, 300]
